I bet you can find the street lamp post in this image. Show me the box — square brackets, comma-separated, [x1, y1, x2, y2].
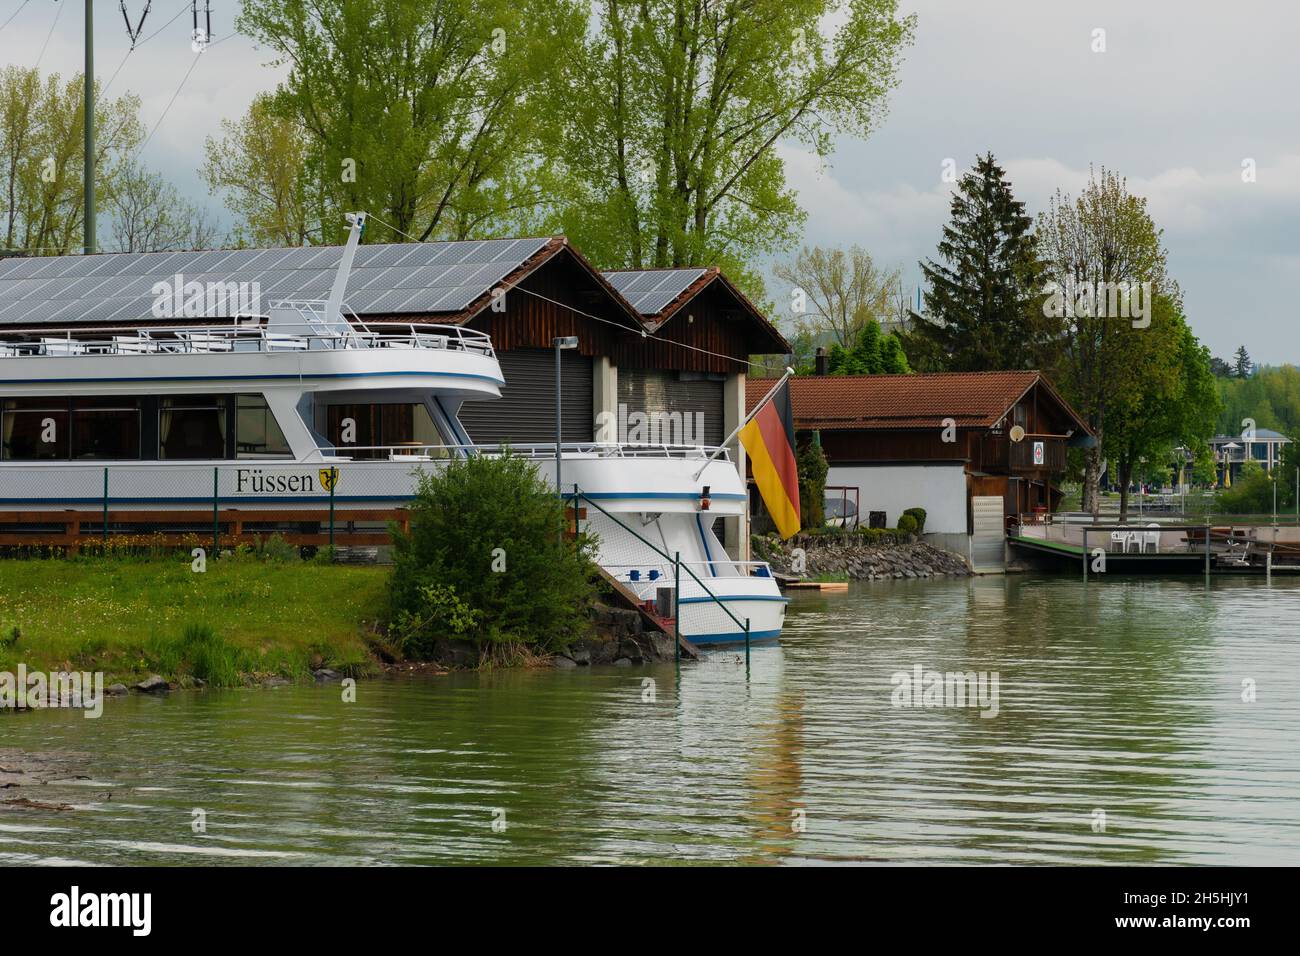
[553, 336, 579, 504]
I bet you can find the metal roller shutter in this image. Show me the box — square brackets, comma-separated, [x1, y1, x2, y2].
[617, 369, 724, 446]
[458, 348, 593, 444]
[970, 495, 1006, 573]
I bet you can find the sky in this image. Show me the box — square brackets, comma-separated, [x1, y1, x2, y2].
[4, 0, 1297, 364]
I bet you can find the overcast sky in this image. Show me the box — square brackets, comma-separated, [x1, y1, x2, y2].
[6, 0, 1297, 363]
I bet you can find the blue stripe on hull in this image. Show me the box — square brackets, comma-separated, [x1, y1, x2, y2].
[685, 628, 783, 645]
[677, 594, 790, 604]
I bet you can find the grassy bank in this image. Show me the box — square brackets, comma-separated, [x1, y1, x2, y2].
[0, 556, 388, 686]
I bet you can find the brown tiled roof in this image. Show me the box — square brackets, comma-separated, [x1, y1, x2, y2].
[747, 371, 1090, 433]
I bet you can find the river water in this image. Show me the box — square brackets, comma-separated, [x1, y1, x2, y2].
[3, 575, 1298, 865]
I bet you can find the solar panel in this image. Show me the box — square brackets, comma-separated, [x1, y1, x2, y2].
[0, 235, 559, 325]
[602, 268, 707, 316]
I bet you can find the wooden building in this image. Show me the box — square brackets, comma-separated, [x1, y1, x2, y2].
[746, 370, 1093, 543]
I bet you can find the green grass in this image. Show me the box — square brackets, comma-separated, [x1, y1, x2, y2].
[812, 570, 850, 583]
[0, 555, 388, 685]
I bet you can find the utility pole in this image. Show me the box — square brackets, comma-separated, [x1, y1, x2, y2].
[83, 0, 94, 255]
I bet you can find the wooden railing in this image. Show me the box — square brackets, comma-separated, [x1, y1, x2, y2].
[972, 435, 1066, 472]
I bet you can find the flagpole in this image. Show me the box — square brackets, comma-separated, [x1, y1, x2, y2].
[692, 366, 794, 481]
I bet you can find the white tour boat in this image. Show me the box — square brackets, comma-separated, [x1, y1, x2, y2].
[0, 214, 786, 646]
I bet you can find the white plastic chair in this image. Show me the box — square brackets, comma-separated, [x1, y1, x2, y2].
[1142, 524, 1161, 553]
[265, 333, 309, 351]
[113, 335, 151, 354]
[40, 337, 86, 355]
[176, 331, 232, 353]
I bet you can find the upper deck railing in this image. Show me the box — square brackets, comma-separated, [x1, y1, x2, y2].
[320, 442, 733, 462]
[0, 320, 495, 359]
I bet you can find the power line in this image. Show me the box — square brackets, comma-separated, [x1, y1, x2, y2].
[32, 0, 64, 70]
[98, 0, 192, 106]
[134, 47, 202, 157]
[0, 0, 32, 34]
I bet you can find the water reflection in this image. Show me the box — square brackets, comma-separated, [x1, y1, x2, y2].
[2, 575, 1298, 865]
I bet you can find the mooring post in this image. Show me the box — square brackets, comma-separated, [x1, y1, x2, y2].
[328, 469, 336, 553]
[102, 466, 108, 547]
[673, 551, 681, 667]
[212, 466, 219, 559]
[1204, 523, 1210, 576]
[744, 617, 751, 672]
[572, 483, 579, 540]
[1082, 527, 1088, 581]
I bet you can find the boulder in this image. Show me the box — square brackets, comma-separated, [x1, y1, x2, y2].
[134, 675, 169, 694]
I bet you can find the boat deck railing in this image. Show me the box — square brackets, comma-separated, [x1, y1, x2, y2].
[321, 442, 731, 462]
[0, 320, 495, 358]
[602, 560, 774, 582]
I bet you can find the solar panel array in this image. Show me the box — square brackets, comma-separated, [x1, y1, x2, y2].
[0, 237, 552, 326]
[603, 268, 708, 317]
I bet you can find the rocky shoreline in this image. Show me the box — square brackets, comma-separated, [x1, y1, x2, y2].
[421, 603, 685, 669]
[755, 534, 972, 581]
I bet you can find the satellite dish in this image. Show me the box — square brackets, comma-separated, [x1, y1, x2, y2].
[1009, 425, 1026, 443]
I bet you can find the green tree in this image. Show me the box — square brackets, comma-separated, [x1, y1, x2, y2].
[1217, 460, 1278, 515]
[1103, 293, 1220, 520]
[0, 67, 143, 254]
[1233, 345, 1253, 378]
[548, 0, 915, 299]
[797, 434, 829, 530]
[1037, 166, 1169, 515]
[774, 244, 901, 349]
[237, 0, 585, 244]
[388, 454, 597, 654]
[824, 318, 909, 374]
[201, 94, 321, 247]
[909, 152, 1051, 372]
[1213, 363, 1300, 474]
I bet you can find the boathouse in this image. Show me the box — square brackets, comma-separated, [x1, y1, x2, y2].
[746, 369, 1093, 564]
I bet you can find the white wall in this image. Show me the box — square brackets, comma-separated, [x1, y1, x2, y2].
[826, 462, 968, 534]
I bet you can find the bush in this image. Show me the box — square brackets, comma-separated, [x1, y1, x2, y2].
[798, 436, 828, 529]
[1217, 460, 1283, 515]
[896, 514, 918, 534]
[388, 453, 598, 653]
[903, 507, 927, 534]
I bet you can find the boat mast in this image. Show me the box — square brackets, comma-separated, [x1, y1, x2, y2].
[324, 212, 366, 330]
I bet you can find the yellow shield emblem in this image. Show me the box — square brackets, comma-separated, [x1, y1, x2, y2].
[319, 467, 339, 492]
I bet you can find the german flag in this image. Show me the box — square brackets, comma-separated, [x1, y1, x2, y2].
[740, 378, 800, 539]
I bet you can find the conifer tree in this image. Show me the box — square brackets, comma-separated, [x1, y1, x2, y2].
[910, 152, 1049, 371]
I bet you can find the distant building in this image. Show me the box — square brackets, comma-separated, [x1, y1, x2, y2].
[1210, 429, 1293, 486]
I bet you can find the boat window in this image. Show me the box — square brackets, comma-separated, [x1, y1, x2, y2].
[326, 403, 448, 459]
[160, 396, 226, 460]
[1, 398, 69, 460]
[72, 397, 141, 459]
[236, 395, 292, 459]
